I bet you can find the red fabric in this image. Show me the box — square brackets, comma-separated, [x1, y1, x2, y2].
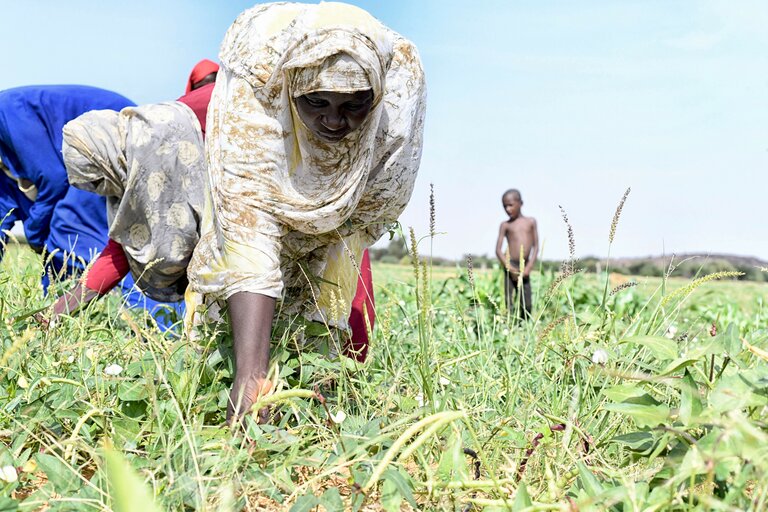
[344, 249, 375, 362]
[177, 82, 215, 137]
[185, 59, 220, 94]
[84, 239, 130, 294]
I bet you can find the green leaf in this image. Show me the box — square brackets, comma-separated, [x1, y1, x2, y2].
[305, 322, 330, 337]
[621, 335, 678, 360]
[603, 402, 669, 428]
[319, 488, 343, 512]
[380, 476, 402, 512]
[381, 469, 416, 508]
[512, 482, 533, 511]
[610, 432, 657, 454]
[678, 370, 702, 426]
[710, 374, 768, 414]
[437, 426, 468, 482]
[103, 443, 162, 512]
[35, 453, 81, 494]
[659, 357, 699, 376]
[677, 446, 707, 481]
[602, 384, 646, 403]
[720, 324, 742, 358]
[118, 379, 149, 401]
[0, 497, 18, 512]
[289, 492, 319, 512]
[576, 462, 604, 497]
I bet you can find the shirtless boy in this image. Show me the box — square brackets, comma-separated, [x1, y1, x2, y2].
[495, 189, 539, 320]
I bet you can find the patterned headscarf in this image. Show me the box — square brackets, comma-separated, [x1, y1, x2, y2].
[188, 2, 426, 310]
[64, 103, 207, 301]
[291, 53, 370, 97]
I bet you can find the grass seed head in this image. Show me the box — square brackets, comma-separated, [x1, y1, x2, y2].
[609, 281, 637, 296]
[609, 187, 631, 244]
[429, 182, 436, 238]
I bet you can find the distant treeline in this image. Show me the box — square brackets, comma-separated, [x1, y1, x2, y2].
[369, 237, 767, 282]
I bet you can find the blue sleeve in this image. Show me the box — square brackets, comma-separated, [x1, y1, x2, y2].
[0, 189, 20, 261]
[3, 110, 68, 249]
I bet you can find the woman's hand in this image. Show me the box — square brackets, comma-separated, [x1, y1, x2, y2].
[228, 376, 273, 426]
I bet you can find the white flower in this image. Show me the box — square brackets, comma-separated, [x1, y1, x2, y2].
[439, 376, 450, 386]
[17, 375, 29, 389]
[665, 325, 678, 339]
[66, 355, 75, 364]
[502, 328, 510, 336]
[85, 348, 96, 361]
[591, 348, 609, 365]
[0, 465, 17, 483]
[415, 393, 424, 407]
[104, 364, 124, 376]
[330, 409, 346, 424]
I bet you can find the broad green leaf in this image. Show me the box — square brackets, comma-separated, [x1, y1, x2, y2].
[602, 384, 646, 402]
[610, 432, 657, 454]
[603, 402, 669, 428]
[512, 482, 533, 511]
[576, 462, 604, 497]
[118, 379, 149, 401]
[289, 492, 319, 512]
[710, 375, 768, 414]
[621, 335, 678, 360]
[319, 488, 343, 512]
[659, 357, 699, 376]
[35, 453, 81, 494]
[678, 370, 702, 426]
[677, 446, 706, 481]
[0, 497, 18, 512]
[381, 469, 416, 508]
[437, 426, 468, 482]
[721, 324, 742, 359]
[103, 444, 162, 512]
[623, 392, 662, 406]
[648, 433, 672, 463]
[380, 476, 402, 512]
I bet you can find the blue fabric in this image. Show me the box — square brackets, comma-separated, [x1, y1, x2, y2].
[0, 173, 30, 257]
[0, 85, 134, 250]
[0, 85, 184, 330]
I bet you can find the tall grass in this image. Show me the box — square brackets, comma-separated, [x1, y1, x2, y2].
[1, 195, 767, 511]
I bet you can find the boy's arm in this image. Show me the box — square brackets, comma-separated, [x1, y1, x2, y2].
[524, 219, 539, 276]
[495, 223, 507, 267]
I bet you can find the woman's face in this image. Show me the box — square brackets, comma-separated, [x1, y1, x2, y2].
[295, 90, 374, 142]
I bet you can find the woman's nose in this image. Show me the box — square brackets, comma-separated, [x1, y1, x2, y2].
[321, 111, 346, 131]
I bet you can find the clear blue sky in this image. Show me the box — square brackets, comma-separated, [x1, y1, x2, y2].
[2, 1, 766, 261]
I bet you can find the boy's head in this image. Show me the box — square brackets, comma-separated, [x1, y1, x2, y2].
[502, 189, 523, 219]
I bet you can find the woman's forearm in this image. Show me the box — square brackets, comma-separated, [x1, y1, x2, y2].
[228, 291, 275, 376]
[227, 291, 276, 421]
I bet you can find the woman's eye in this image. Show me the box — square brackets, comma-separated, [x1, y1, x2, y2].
[304, 97, 326, 107]
[344, 102, 366, 111]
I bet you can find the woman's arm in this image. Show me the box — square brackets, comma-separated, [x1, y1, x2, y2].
[49, 239, 130, 318]
[227, 291, 276, 424]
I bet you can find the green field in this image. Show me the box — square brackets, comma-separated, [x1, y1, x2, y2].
[1, 243, 767, 511]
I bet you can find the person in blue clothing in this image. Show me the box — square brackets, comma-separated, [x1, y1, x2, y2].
[0, 85, 134, 286]
[0, 85, 182, 328]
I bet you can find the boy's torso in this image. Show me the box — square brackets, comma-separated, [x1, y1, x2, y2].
[503, 216, 535, 266]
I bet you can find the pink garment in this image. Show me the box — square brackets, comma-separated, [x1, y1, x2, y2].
[185, 59, 220, 94]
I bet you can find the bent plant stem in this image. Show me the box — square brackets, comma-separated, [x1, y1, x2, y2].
[363, 410, 465, 492]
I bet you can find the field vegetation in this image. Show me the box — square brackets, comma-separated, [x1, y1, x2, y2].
[1, 212, 767, 510]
